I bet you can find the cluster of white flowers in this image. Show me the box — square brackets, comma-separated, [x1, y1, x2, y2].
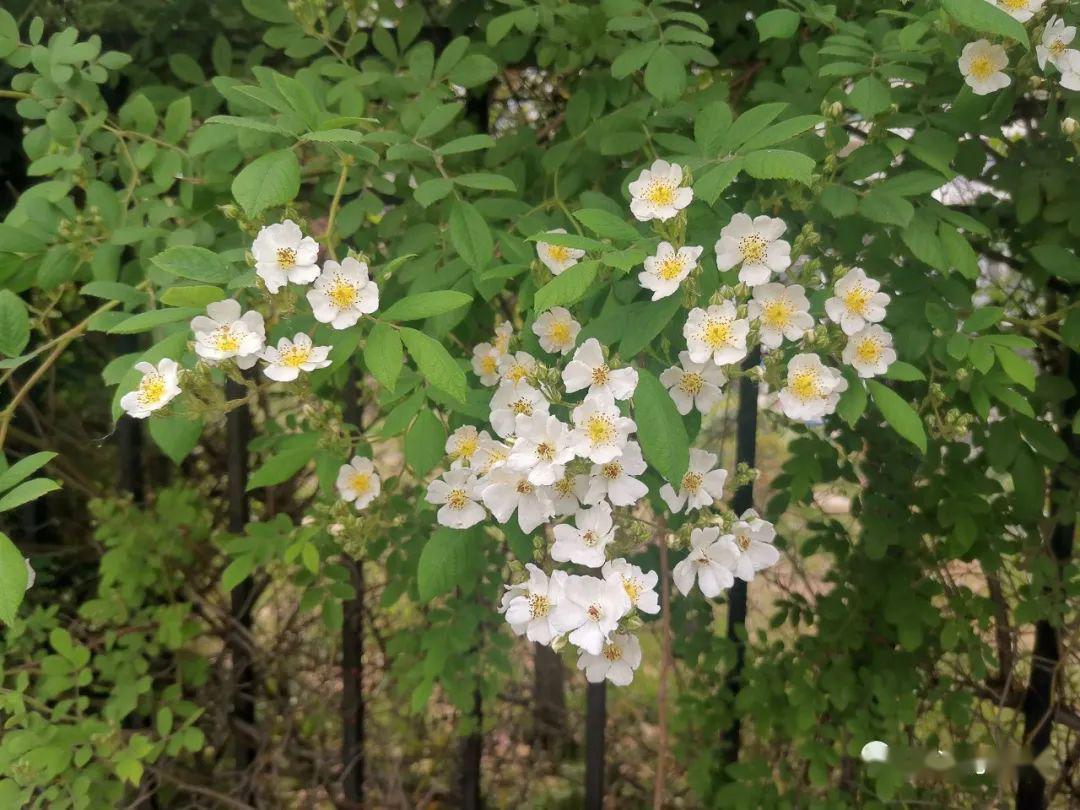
[960, 11, 1079, 95]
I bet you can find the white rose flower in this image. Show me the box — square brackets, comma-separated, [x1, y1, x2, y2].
[473, 434, 512, 476]
[191, 299, 265, 370]
[532, 307, 581, 355]
[824, 268, 890, 335]
[489, 383, 550, 439]
[576, 632, 642, 686]
[659, 351, 726, 416]
[562, 338, 638, 401]
[672, 527, 738, 598]
[251, 219, 320, 293]
[728, 509, 780, 582]
[550, 574, 631, 655]
[958, 40, 1011, 96]
[501, 564, 568, 645]
[492, 321, 513, 355]
[747, 283, 814, 349]
[446, 425, 491, 468]
[260, 332, 331, 382]
[627, 159, 693, 222]
[994, 0, 1043, 23]
[508, 412, 575, 486]
[777, 353, 848, 421]
[479, 466, 553, 533]
[550, 471, 584, 518]
[1061, 49, 1080, 91]
[536, 228, 585, 275]
[426, 468, 486, 529]
[552, 503, 617, 568]
[570, 393, 637, 464]
[307, 257, 379, 329]
[498, 350, 539, 389]
[581, 441, 649, 507]
[336, 456, 381, 510]
[638, 242, 703, 300]
[120, 359, 182, 419]
[659, 448, 728, 514]
[683, 303, 749, 366]
[471, 343, 503, 386]
[1037, 17, 1076, 71]
[842, 325, 898, 378]
[714, 213, 792, 287]
[602, 559, 660, 615]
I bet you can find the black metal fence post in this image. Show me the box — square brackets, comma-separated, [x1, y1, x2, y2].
[584, 681, 606, 809]
[341, 369, 365, 805]
[460, 688, 483, 810]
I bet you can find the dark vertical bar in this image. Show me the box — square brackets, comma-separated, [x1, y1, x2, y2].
[116, 334, 145, 504]
[226, 378, 256, 782]
[341, 368, 365, 806]
[532, 643, 566, 754]
[460, 688, 483, 810]
[584, 681, 606, 810]
[1016, 346, 1079, 810]
[722, 348, 760, 768]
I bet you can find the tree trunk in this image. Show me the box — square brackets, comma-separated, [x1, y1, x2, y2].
[460, 688, 483, 810]
[584, 681, 606, 810]
[532, 642, 566, 755]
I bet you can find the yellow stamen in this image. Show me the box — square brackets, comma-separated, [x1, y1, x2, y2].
[279, 345, 311, 368]
[549, 321, 572, 345]
[350, 472, 371, 495]
[855, 338, 883, 365]
[447, 488, 468, 509]
[703, 319, 733, 349]
[646, 182, 675, 207]
[968, 55, 994, 81]
[679, 372, 703, 396]
[739, 234, 768, 264]
[656, 256, 685, 281]
[138, 375, 166, 406]
[789, 369, 821, 401]
[546, 244, 572, 263]
[681, 471, 703, 493]
[622, 578, 642, 605]
[586, 415, 615, 445]
[328, 277, 359, 309]
[276, 247, 297, 270]
[602, 643, 623, 662]
[761, 299, 794, 329]
[212, 328, 241, 353]
[842, 286, 871, 316]
[529, 593, 551, 617]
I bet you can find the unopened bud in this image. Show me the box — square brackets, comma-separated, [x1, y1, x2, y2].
[1062, 117, 1079, 137]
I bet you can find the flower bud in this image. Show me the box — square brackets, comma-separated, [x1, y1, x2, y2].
[1062, 117, 1079, 137]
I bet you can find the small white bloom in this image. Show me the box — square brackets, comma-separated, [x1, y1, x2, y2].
[498, 351, 539, 389]
[777, 353, 848, 421]
[659, 351, 725, 416]
[492, 322, 513, 355]
[260, 332, 331, 381]
[1061, 49, 1080, 91]
[638, 242, 703, 300]
[479, 466, 553, 533]
[426, 468, 486, 529]
[550, 471, 584, 518]
[509, 412, 575, 486]
[570, 393, 637, 464]
[577, 632, 642, 686]
[602, 559, 660, 615]
[446, 425, 491, 468]
[251, 220, 320, 293]
[659, 448, 728, 514]
[824, 268, 890, 335]
[714, 213, 792, 286]
[727, 509, 780, 582]
[552, 503, 616, 568]
[471, 343, 503, 386]
[995, 0, 1043, 23]
[747, 283, 814, 349]
[582, 441, 649, 507]
[551, 574, 631, 655]
[1037, 17, 1076, 71]
[842, 325, 898, 378]
[502, 564, 568, 645]
[191, 299, 265, 369]
[536, 229, 585, 275]
[532, 307, 581, 355]
[958, 40, 1011, 96]
[683, 303, 750, 366]
[489, 383, 550, 439]
[672, 527, 738, 598]
[473, 434, 513, 476]
[562, 339, 638, 401]
[24, 558, 35, 590]
[307, 257, 379, 329]
[336, 456, 381, 510]
[627, 159, 693, 222]
[120, 359, 182, 418]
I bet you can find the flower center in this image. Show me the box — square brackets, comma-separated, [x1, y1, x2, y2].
[679, 372, 703, 395]
[549, 321, 572, 345]
[451, 436, 478, 461]
[739, 234, 768, 265]
[602, 643, 623, 662]
[762, 299, 793, 329]
[547, 244, 572, 263]
[350, 472, 371, 495]
[447, 488, 468, 509]
[790, 369, 821, 401]
[735, 534, 751, 551]
[328, 277, 359, 309]
[480, 355, 498, 375]
[510, 398, 534, 416]
[276, 247, 297, 270]
[586, 604, 603, 622]
[506, 362, 530, 384]
[855, 338, 883, 364]
[694, 552, 711, 566]
[279, 345, 311, 368]
[591, 365, 610, 386]
[582, 530, 599, 547]
[535, 441, 556, 461]
[212, 327, 241, 353]
[1049, 39, 1066, 56]
[968, 55, 994, 81]
[138, 374, 166, 405]
[681, 471, 703, 493]
[555, 476, 575, 496]
[646, 181, 675, 207]
[657, 256, 685, 281]
[601, 461, 622, 480]
[842, 286, 871, 316]
[585, 414, 616, 445]
[622, 578, 641, 604]
[529, 593, 551, 618]
[516, 480, 534, 495]
[1000, 0, 1026, 9]
[703, 318, 733, 349]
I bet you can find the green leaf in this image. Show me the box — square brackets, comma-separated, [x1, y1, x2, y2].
[572, 209, 640, 242]
[448, 54, 498, 87]
[0, 451, 56, 493]
[231, 149, 301, 218]
[151, 246, 231, 284]
[0, 290, 30, 357]
[160, 285, 226, 308]
[719, 103, 787, 153]
[405, 410, 446, 476]
[884, 361, 925, 382]
[400, 327, 467, 402]
[416, 102, 463, 139]
[836, 379, 867, 427]
[221, 555, 255, 592]
[611, 40, 658, 79]
[454, 173, 516, 193]
[994, 346, 1035, 391]
[633, 368, 690, 484]
[364, 322, 403, 391]
[619, 295, 682, 358]
[449, 201, 493, 272]
[417, 527, 474, 602]
[755, 9, 800, 40]
[528, 231, 604, 252]
[859, 191, 914, 227]
[694, 160, 744, 205]
[107, 307, 202, 335]
[81, 281, 147, 307]
[534, 261, 598, 313]
[963, 307, 1004, 333]
[868, 380, 926, 453]
[382, 291, 472, 321]
[148, 414, 204, 464]
[205, 115, 293, 135]
[743, 149, 815, 185]
[739, 115, 823, 152]
[414, 178, 454, 207]
[0, 531, 29, 625]
[168, 53, 206, 84]
[644, 46, 686, 103]
[847, 76, 892, 118]
[943, 0, 1029, 49]
[0, 478, 60, 512]
[436, 134, 496, 156]
[247, 434, 320, 491]
[1030, 244, 1080, 282]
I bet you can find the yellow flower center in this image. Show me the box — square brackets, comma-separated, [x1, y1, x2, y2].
[681, 471, 703, 493]
[855, 338, 883, 365]
[968, 55, 994, 81]
[601, 461, 622, 480]
[679, 371, 704, 396]
[350, 472, 371, 495]
[212, 327, 241, 353]
[276, 247, 297, 270]
[789, 369, 821, 401]
[494, 331, 511, 354]
[328, 277, 359, 309]
[138, 374, 166, 405]
[842, 286, 871, 316]
[622, 578, 642, 605]
[279, 345, 311, 368]
[1000, 0, 1026, 9]
[506, 362, 530, 384]
[582, 530, 600, 547]
[739, 234, 768, 265]
[554, 476, 575, 496]
[451, 436, 478, 461]
[480, 355, 498, 375]
[735, 533, 751, 551]
[548, 321, 572, 345]
[447, 488, 468, 509]
[1049, 39, 1066, 56]
[546, 244, 572, 263]
[510, 398, 534, 416]
[529, 593, 551, 618]
[656, 255, 686, 281]
[591, 365, 610, 386]
[645, 181, 675, 207]
[703, 319, 733, 349]
[761, 299, 794, 329]
[602, 643, 623, 662]
[535, 442, 556, 461]
[586, 604, 602, 622]
[585, 414, 616, 446]
[516, 480, 534, 495]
